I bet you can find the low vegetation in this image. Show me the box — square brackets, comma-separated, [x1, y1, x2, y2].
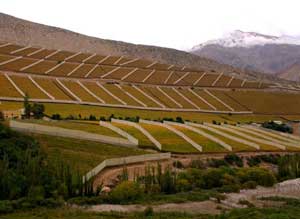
[262, 121, 293, 133]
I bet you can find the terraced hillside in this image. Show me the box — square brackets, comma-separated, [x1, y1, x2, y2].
[0, 42, 271, 88]
[1, 42, 300, 115]
[16, 119, 300, 154]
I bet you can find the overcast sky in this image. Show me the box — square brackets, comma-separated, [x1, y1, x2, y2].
[2, 0, 300, 50]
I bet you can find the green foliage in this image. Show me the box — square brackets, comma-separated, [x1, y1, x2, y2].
[224, 154, 244, 167]
[237, 167, 276, 187]
[51, 114, 61, 120]
[22, 95, 45, 119]
[262, 121, 293, 133]
[23, 94, 31, 119]
[31, 103, 45, 119]
[144, 206, 154, 217]
[189, 159, 205, 169]
[278, 154, 300, 180]
[109, 181, 143, 204]
[173, 160, 184, 169]
[0, 124, 97, 212]
[88, 114, 97, 121]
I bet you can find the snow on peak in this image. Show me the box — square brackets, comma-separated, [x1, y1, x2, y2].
[191, 30, 300, 50]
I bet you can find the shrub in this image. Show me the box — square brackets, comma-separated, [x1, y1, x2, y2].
[202, 169, 224, 189]
[238, 168, 276, 187]
[176, 117, 184, 123]
[242, 181, 257, 189]
[224, 154, 243, 167]
[51, 114, 61, 120]
[217, 184, 240, 193]
[100, 116, 106, 121]
[173, 160, 184, 169]
[238, 199, 255, 208]
[247, 156, 261, 167]
[0, 200, 13, 214]
[31, 103, 45, 119]
[89, 115, 97, 121]
[176, 179, 192, 192]
[109, 181, 143, 204]
[189, 159, 205, 169]
[144, 206, 154, 216]
[262, 121, 293, 133]
[208, 158, 228, 168]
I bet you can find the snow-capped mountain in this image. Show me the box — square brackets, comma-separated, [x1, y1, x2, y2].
[191, 30, 300, 50]
[190, 30, 300, 82]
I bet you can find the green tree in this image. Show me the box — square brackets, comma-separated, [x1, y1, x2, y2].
[31, 103, 45, 119]
[23, 93, 31, 119]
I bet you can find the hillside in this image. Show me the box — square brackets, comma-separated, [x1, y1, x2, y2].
[191, 30, 300, 81]
[278, 62, 300, 81]
[0, 12, 247, 77]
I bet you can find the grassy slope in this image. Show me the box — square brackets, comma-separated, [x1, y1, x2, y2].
[169, 125, 227, 153]
[211, 126, 282, 151]
[32, 133, 148, 173]
[111, 122, 156, 149]
[0, 101, 290, 123]
[140, 123, 199, 153]
[19, 119, 121, 137]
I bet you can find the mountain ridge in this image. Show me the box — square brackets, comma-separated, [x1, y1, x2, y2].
[191, 30, 300, 50]
[191, 30, 300, 82]
[0, 12, 250, 78]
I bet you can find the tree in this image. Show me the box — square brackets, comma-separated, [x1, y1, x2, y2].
[23, 93, 31, 119]
[31, 103, 45, 119]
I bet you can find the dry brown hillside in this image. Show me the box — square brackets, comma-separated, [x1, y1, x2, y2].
[0, 12, 258, 79]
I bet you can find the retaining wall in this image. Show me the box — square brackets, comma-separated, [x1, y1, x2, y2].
[10, 120, 135, 147]
[111, 118, 162, 150]
[99, 121, 138, 145]
[85, 153, 171, 181]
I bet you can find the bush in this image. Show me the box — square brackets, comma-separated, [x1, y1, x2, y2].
[238, 168, 276, 187]
[189, 159, 205, 169]
[224, 154, 243, 167]
[238, 199, 255, 208]
[51, 114, 61, 120]
[217, 184, 240, 193]
[99, 116, 106, 121]
[208, 158, 228, 168]
[242, 181, 257, 189]
[176, 179, 192, 192]
[109, 181, 143, 204]
[173, 160, 184, 169]
[0, 200, 13, 214]
[89, 115, 97, 121]
[144, 206, 154, 216]
[175, 117, 184, 123]
[247, 156, 261, 167]
[262, 121, 293, 133]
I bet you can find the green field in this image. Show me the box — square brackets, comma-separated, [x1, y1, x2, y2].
[19, 119, 121, 137]
[140, 123, 199, 153]
[169, 125, 227, 152]
[0, 101, 291, 123]
[31, 133, 149, 173]
[111, 122, 156, 149]
[192, 125, 256, 152]
[211, 125, 282, 151]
